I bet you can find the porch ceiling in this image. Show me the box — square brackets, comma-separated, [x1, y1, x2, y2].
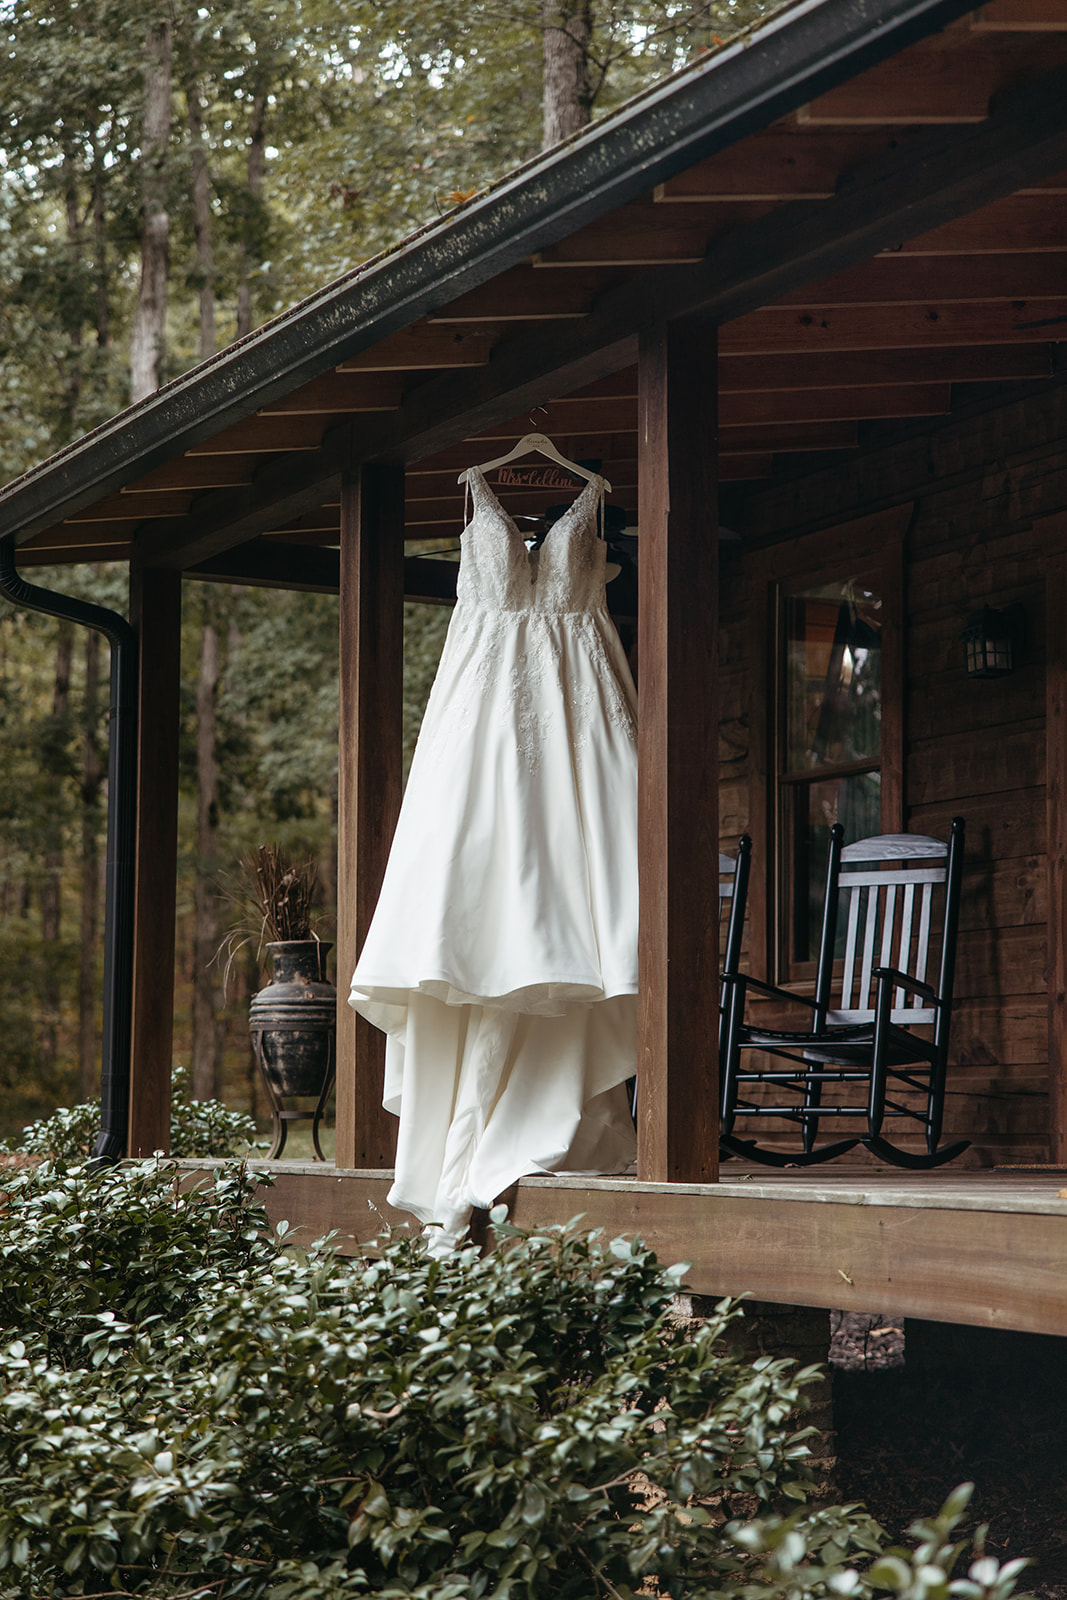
[4, 0, 1067, 580]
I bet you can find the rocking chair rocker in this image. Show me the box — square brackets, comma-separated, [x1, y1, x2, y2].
[719, 818, 968, 1170]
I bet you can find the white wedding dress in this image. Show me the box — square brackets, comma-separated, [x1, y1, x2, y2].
[348, 466, 638, 1246]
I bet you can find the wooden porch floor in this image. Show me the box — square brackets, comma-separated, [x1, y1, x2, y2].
[178, 1161, 1067, 1338]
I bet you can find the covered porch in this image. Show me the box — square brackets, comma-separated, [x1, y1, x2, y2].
[3, 0, 1067, 1328]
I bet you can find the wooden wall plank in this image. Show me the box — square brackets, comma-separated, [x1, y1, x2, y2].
[908, 721, 1045, 803]
[910, 790, 1047, 860]
[128, 567, 182, 1157]
[335, 465, 405, 1169]
[1046, 552, 1067, 1158]
[636, 318, 720, 1183]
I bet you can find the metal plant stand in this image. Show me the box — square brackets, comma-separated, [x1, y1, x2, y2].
[249, 940, 337, 1160]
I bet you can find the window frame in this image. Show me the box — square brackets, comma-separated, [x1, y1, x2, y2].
[745, 507, 908, 990]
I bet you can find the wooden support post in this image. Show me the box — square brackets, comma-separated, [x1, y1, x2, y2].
[335, 464, 405, 1169]
[636, 319, 720, 1183]
[1046, 544, 1067, 1160]
[128, 566, 182, 1157]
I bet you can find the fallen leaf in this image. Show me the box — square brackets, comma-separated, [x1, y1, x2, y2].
[440, 188, 479, 204]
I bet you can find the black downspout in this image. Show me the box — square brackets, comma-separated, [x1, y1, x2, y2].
[0, 537, 138, 1161]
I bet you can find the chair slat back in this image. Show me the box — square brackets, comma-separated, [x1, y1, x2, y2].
[720, 836, 751, 987]
[719, 853, 737, 918]
[826, 835, 949, 1026]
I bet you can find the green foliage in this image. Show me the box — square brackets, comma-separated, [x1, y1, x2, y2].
[1, 1068, 258, 1161]
[0, 1157, 273, 1362]
[0, 1163, 1037, 1598]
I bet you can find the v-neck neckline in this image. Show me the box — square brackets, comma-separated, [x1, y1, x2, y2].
[467, 466, 602, 558]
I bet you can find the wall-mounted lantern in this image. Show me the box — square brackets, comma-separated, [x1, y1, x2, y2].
[961, 605, 1014, 679]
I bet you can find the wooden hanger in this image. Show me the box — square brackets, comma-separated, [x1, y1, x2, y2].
[459, 432, 612, 493]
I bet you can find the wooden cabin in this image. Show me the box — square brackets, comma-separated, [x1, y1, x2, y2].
[3, 0, 1067, 1336]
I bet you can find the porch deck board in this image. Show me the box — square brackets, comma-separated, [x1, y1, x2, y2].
[178, 1161, 1067, 1338]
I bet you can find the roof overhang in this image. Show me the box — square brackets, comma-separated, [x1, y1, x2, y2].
[2, 0, 1066, 574]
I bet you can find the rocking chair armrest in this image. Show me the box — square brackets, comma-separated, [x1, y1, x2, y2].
[719, 971, 821, 1011]
[872, 966, 938, 1003]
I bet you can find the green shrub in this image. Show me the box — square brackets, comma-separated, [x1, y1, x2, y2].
[0, 1159, 1034, 1600]
[2, 1067, 258, 1160]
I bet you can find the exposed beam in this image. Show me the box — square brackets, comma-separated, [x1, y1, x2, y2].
[134, 422, 354, 569]
[722, 299, 1067, 353]
[68, 492, 194, 523]
[189, 540, 344, 591]
[972, 0, 1067, 28]
[718, 343, 1053, 388]
[258, 374, 404, 415]
[16, 541, 133, 567]
[799, 37, 1067, 124]
[779, 251, 1067, 304]
[893, 193, 1067, 253]
[125, 457, 260, 492]
[429, 265, 616, 321]
[184, 415, 332, 454]
[532, 200, 769, 267]
[655, 131, 914, 202]
[338, 325, 497, 370]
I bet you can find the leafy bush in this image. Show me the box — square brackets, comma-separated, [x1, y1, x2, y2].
[0, 1159, 1034, 1600]
[1, 1067, 258, 1160]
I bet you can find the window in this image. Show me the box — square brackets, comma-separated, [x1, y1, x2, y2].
[744, 507, 907, 987]
[778, 577, 883, 971]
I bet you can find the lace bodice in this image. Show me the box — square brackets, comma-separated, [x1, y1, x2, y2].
[456, 467, 608, 614]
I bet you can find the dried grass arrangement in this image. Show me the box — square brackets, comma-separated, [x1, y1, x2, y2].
[216, 844, 321, 991]
[244, 844, 319, 943]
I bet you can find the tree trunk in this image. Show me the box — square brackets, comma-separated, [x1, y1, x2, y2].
[186, 67, 215, 360]
[92, 161, 110, 349]
[129, 17, 173, 402]
[61, 152, 84, 439]
[542, 0, 593, 148]
[40, 623, 74, 1072]
[235, 92, 266, 341]
[191, 618, 222, 1101]
[78, 626, 104, 1100]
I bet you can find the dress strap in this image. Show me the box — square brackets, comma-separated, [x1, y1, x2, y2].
[458, 464, 482, 527]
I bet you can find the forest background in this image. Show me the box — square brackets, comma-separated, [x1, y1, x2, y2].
[0, 0, 762, 1140]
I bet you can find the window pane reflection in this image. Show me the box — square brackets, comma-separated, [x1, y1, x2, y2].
[785, 582, 882, 774]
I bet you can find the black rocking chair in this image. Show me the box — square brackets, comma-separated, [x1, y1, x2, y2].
[719, 817, 968, 1170]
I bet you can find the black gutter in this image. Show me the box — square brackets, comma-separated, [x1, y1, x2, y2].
[0, 0, 984, 545]
[0, 540, 138, 1161]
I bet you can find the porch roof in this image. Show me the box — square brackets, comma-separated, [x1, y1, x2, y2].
[2, 0, 1067, 579]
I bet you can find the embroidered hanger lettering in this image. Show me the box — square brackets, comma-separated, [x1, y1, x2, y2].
[494, 465, 586, 489]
